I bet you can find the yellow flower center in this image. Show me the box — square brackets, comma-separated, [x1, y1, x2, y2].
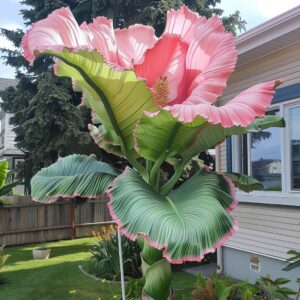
[152, 76, 169, 107]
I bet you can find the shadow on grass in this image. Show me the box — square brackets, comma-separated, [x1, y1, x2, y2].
[5, 238, 95, 265]
[0, 259, 120, 300]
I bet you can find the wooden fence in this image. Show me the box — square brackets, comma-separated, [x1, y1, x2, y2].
[0, 196, 112, 246]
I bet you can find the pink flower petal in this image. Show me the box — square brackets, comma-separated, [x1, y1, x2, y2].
[115, 24, 157, 68]
[173, 16, 237, 105]
[134, 34, 188, 101]
[80, 17, 118, 64]
[164, 5, 201, 43]
[165, 81, 278, 126]
[22, 7, 93, 64]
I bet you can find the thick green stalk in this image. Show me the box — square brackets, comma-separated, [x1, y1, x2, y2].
[160, 158, 188, 196]
[47, 53, 147, 176]
[139, 239, 172, 300]
[149, 123, 181, 187]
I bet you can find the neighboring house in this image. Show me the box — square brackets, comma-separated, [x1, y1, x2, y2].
[0, 78, 25, 187]
[216, 6, 300, 290]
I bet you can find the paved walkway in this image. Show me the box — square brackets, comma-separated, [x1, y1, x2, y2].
[183, 263, 218, 278]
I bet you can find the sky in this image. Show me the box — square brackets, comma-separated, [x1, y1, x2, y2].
[0, 0, 299, 79]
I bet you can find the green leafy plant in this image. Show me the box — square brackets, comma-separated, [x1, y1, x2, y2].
[126, 278, 145, 300]
[0, 160, 19, 196]
[88, 225, 141, 281]
[283, 250, 300, 300]
[192, 272, 297, 300]
[255, 275, 297, 300]
[25, 5, 285, 299]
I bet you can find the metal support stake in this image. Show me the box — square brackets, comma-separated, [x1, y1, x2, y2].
[118, 228, 126, 300]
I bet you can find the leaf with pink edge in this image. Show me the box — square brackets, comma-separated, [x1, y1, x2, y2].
[31, 154, 117, 203]
[108, 167, 238, 264]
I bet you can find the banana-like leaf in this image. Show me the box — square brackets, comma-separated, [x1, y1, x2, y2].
[182, 115, 285, 159]
[0, 181, 20, 196]
[135, 112, 284, 162]
[0, 160, 8, 189]
[47, 49, 156, 151]
[247, 115, 285, 132]
[108, 167, 238, 263]
[283, 250, 300, 271]
[89, 124, 123, 158]
[31, 154, 117, 203]
[134, 110, 203, 161]
[224, 172, 263, 192]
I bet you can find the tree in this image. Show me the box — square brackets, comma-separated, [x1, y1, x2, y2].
[0, 0, 246, 191]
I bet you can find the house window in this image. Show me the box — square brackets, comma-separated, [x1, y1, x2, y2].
[289, 105, 300, 190]
[233, 98, 300, 194]
[249, 109, 282, 191]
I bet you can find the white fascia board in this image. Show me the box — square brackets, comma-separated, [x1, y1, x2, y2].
[235, 5, 300, 54]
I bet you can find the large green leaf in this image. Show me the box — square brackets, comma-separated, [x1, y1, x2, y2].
[135, 112, 284, 162]
[88, 124, 123, 158]
[283, 250, 300, 271]
[108, 167, 237, 263]
[135, 110, 204, 161]
[182, 115, 285, 159]
[44, 49, 156, 151]
[31, 154, 117, 203]
[224, 172, 263, 192]
[247, 115, 285, 132]
[0, 160, 8, 189]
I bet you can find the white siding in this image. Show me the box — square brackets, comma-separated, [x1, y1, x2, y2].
[219, 42, 300, 259]
[219, 42, 300, 104]
[225, 203, 300, 260]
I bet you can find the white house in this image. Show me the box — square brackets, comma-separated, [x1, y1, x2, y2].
[0, 78, 25, 183]
[216, 5, 300, 290]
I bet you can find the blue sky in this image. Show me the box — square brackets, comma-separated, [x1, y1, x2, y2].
[1, 0, 299, 79]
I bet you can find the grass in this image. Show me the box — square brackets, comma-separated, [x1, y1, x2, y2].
[0, 237, 196, 300]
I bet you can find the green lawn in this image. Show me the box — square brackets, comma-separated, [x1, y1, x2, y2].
[0, 238, 196, 300]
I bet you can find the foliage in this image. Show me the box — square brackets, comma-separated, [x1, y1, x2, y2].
[283, 250, 300, 300]
[255, 275, 297, 300]
[31, 154, 117, 202]
[89, 225, 141, 281]
[23, 3, 283, 299]
[125, 278, 145, 300]
[0, 160, 19, 196]
[283, 250, 300, 271]
[192, 272, 297, 300]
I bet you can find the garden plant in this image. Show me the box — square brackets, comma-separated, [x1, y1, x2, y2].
[192, 272, 297, 300]
[89, 225, 141, 281]
[24, 5, 284, 299]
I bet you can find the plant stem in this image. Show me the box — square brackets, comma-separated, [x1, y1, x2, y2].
[140, 240, 172, 300]
[160, 158, 188, 196]
[48, 53, 146, 175]
[149, 123, 181, 187]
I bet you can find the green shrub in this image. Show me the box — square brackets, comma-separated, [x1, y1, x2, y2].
[192, 272, 297, 300]
[88, 225, 141, 281]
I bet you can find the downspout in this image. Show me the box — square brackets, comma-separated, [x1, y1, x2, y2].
[215, 145, 223, 273]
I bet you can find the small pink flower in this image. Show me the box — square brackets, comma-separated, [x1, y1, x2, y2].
[22, 6, 279, 128]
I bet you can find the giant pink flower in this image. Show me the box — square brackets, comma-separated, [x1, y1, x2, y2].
[22, 6, 278, 127]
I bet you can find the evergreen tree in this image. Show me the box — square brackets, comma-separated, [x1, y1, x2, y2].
[0, 0, 245, 192]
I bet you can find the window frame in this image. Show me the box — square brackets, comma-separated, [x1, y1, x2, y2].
[231, 97, 300, 206]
